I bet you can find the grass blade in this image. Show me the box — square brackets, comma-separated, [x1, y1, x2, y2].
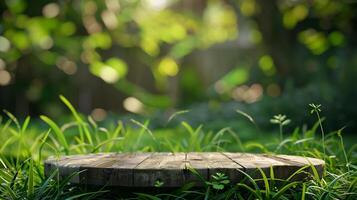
[3, 110, 20, 131]
[258, 168, 270, 199]
[40, 115, 69, 154]
[27, 159, 34, 197]
[167, 110, 190, 124]
[59, 95, 93, 145]
[131, 119, 157, 142]
[21, 116, 30, 134]
[236, 109, 255, 124]
[272, 181, 299, 199]
[301, 182, 306, 200]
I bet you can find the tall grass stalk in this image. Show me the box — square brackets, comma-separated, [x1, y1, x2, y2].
[337, 128, 350, 171]
[309, 104, 326, 158]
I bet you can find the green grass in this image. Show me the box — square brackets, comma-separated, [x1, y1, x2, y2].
[0, 96, 356, 199]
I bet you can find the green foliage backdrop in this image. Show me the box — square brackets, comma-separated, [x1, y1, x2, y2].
[0, 0, 357, 130]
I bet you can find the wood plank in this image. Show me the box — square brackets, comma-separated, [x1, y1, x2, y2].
[273, 154, 325, 166]
[134, 152, 186, 187]
[44, 152, 325, 187]
[223, 152, 291, 179]
[268, 154, 325, 180]
[185, 152, 208, 185]
[185, 152, 243, 184]
[82, 153, 152, 186]
[45, 153, 114, 183]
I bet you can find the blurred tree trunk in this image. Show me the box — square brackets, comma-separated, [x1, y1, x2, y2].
[253, 0, 301, 85]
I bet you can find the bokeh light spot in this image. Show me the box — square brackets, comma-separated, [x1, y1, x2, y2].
[283, 5, 308, 29]
[0, 70, 11, 86]
[241, 0, 256, 16]
[0, 36, 11, 52]
[232, 83, 263, 103]
[329, 31, 344, 46]
[100, 66, 119, 83]
[42, 3, 60, 18]
[158, 58, 179, 77]
[105, 0, 120, 12]
[101, 10, 118, 30]
[0, 59, 6, 70]
[56, 57, 78, 75]
[60, 22, 76, 36]
[221, 67, 249, 89]
[91, 108, 107, 121]
[298, 29, 328, 55]
[144, 0, 169, 10]
[39, 36, 53, 50]
[259, 55, 276, 76]
[123, 97, 143, 113]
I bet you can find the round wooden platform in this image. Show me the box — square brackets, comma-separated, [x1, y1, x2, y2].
[44, 152, 325, 187]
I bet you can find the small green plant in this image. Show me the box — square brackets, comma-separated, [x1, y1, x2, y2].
[206, 172, 230, 190]
[309, 103, 326, 157]
[154, 180, 164, 188]
[270, 114, 291, 142]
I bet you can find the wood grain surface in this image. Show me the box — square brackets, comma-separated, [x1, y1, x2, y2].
[44, 152, 325, 187]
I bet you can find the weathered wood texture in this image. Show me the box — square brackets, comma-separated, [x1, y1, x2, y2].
[44, 152, 324, 187]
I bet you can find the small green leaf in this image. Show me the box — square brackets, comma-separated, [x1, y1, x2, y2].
[213, 184, 224, 190]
